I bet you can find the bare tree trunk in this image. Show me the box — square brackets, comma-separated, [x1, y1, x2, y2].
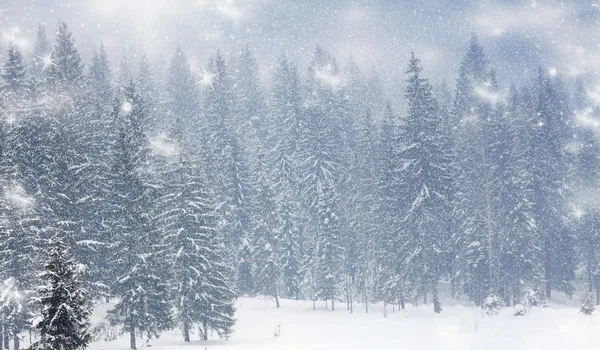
[383, 302, 388, 318]
[203, 321, 209, 341]
[4, 328, 9, 350]
[349, 287, 353, 314]
[129, 325, 136, 350]
[433, 283, 442, 313]
[13, 334, 19, 350]
[331, 299, 335, 311]
[271, 269, 280, 308]
[364, 290, 369, 313]
[346, 276, 350, 311]
[184, 322, 190, 342]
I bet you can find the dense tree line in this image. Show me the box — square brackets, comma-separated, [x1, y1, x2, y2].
[0, 21, 598, 348]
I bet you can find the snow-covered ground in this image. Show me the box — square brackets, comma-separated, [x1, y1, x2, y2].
[88, 296, 599, 350]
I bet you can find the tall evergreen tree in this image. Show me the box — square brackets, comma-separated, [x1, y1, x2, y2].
[153, 124, 236, 342]
[268, 55, 304, 300]
[398, 53, 453, 312]
[107, 82, 172, 349]
[530, 69, 575, 298]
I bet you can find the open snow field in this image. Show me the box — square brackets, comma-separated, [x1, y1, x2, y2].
[89, 297, 600, 350]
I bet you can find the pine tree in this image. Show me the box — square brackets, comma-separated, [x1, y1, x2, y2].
[234, 45, 266, 140]
[299, 47, 348, 310]
[202, 52, 253, 284]
[1, 43, 27, 94]
[398, 53, 453, 312]
[0, 102, 39, 349]
[31, 23, 51, 78]
[530, 69, 575, 298]
[374, 102, 406, 308]
[90, 44, 113, 104]
[107, 82, 172, 349]
[452, 36, 500, 305]
[580, 290, 595, 315]
[153, 124, 236, 342]
[496, 85, 541, 306]
[350, 107, 378, 311]
[28, 236, 91, 350]
[268, 55, 304, 300]
[166, 47, 198, 132]
[251, 148, 282, 307]
[46, 22, 83, 91]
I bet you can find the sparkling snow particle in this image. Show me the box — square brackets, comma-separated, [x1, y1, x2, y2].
[121, 101, 133, 113]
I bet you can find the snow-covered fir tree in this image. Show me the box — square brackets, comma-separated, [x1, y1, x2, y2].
[28, 236, 91, 350]
[398, 53, 453, 313]
[106, 82, 172, 350]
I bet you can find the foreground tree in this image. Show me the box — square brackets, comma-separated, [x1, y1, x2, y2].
[28, 237, 91, 350]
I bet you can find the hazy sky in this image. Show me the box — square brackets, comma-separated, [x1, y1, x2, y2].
[1, 0, 599, 95]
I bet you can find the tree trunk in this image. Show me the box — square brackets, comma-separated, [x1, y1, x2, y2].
[202, 321, 208, 341]
[129, 325, 136, 349]
[433, 285, 442, 313]
[349, 289, 353, 314]
[545, 245, 552, 299]
[13, 334, 19, 350]
[4, 328, 9, 350]
[346, 277, 350, 311]
[271, 270, 280, 308]
[331, 299, 335, 311]
[364, 290, 368, 313]
[184, 322, 190, 342]
[399, 295, 405, 310]
[383, 302, 388, 318]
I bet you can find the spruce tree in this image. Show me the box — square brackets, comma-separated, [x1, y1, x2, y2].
[28, 236, 91, 350]
[107, 82, 172, 349]
[1, 43, 27, 94]
[530, 69, 575, 298]
[251, 148, 282, 307]
[496, 85, 541, 306]
[374, 102, 405, 308]
[268, 55, 304, 300]
[398, 53, 453, 312]
[153, 124, 236, 342]
[46, 22, 83, 91]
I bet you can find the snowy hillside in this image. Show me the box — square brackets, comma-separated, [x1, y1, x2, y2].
[86, 297, 599, 350]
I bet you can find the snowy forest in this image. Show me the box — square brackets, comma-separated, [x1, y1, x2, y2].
[2, 1, 600, 349]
